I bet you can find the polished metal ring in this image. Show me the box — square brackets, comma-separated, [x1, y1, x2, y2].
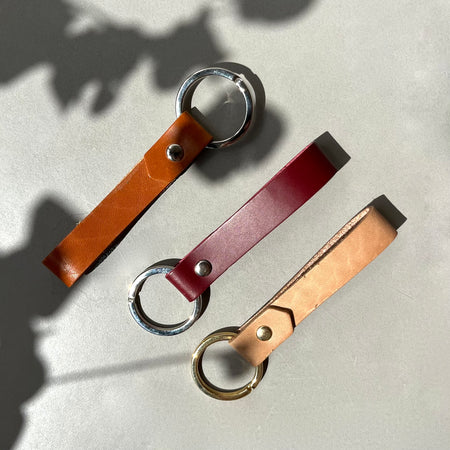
[191, 331, 265, 400]
[175, 67, 255, 149]
[128, 261, 203, 336]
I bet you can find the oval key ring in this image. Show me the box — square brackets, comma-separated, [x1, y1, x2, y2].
[191, 331, 265, 400]
[176, 67, 255, 149]
[128, 261, 204, 336]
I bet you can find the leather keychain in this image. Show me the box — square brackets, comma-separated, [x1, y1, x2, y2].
[128, 138, 338, 335]
[43, 67, 256, 287]
[191, 206, 398, 400]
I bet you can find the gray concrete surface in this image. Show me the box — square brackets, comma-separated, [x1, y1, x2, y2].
[1, 0, 449, 448]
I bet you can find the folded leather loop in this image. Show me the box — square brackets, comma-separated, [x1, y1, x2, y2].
[43, 112, 212, 287]
[166, 142, 338, 302]
[229, 206, 397, 366]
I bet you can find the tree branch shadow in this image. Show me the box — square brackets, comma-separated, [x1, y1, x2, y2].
[0, 1, 224, 113]
[0, 198, 78, 449]
[0, 0, 318, 114]
[237, 0, 315, 22]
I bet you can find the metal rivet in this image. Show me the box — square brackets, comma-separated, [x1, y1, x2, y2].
[194, 260, 212, 277]
[256, 326, 272, 341]
[166, 144, 184, 162]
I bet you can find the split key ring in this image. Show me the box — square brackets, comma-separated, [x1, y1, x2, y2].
[128, 260, 204, 336]
[176, 67, 255, 149]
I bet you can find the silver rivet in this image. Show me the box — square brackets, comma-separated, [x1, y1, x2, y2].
[166, 144, 184, 162]
[256, 326, 272, 341]
[194, 260, 212, 277]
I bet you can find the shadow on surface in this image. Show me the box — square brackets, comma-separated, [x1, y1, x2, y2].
[236, 0, 315, 21]
[367, 195, 407, 230]
[50, 353, 189, 385]
[0, 0, 223, 113]
[314, 131, 351, 171]
[190, 62, 284, 181]
[0, 199, 196, 449]
[0, 0, 318, 113]
[194, 107, 283, 181]
[0, 198, 77, 450]
[195, 327, 270, 392]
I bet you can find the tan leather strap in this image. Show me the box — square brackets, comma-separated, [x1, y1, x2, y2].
[43, 112, 212, 287]
[229, 206, 397, 366]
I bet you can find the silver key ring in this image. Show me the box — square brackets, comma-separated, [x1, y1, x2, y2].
[128, 261, 204, 336]
[175, 67, 255, 149]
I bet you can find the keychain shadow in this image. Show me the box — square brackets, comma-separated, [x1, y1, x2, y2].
[314, 131, 351, 171]
[199, 326, 269, 385]
[0, 198, 78, 450]
[367, 195, 407, 230]
[191, 62, 284, 181]
[192, 65, 351, 181]
[194, 106, 284, 181]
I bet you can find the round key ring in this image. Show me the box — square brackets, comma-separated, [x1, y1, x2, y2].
[191, 331, 266, 400]
[128, 261, 204, 336]
[176, 67, 255, 149]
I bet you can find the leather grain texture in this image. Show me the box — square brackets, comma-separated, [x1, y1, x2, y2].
[166, 143, 337, 301]
[229, 206, 397, 366]
[43, 112, 212, 287]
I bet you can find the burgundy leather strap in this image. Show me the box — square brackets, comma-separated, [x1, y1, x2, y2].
[166, 142, 338, 301]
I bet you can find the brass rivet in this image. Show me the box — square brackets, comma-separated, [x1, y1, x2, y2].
[166, 144, 184, 162]
[194, 260, 212, 277]
[256, 326, 272, 341]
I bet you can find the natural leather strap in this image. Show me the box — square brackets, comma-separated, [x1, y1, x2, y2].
[229, 206, 397, 366]
[166, 142, 337, 302]
[43, 112, 212, 287]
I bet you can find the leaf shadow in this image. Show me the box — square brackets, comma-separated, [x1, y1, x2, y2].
[0, 0, 224, 113]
